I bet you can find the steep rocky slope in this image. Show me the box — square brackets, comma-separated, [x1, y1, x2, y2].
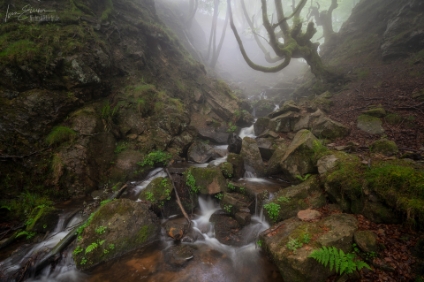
[0, 0, 242, 201]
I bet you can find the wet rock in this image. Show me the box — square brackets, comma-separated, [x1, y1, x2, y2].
[265, 142, 288, 176]
[280, 129, 318, 180]
[227, 133, 242, 154]
[187, 141, 222, 163]
[264, 176, 325, 223]
[218, 162, 234, 179]
[241, 137, 265, 177]
[190, 112, 231, 144]
[357, 114, 385, 135]
[164, 244, 194, 267]
[164, 216, 190, 241]
[254, 117, 271, 136]
[73, 199, 160, 270]
[353, 230, 378, 253]
[309, 91, 333, 113]
[169, 130, 196, 156]
[256, 138, 276, 160]
[220, 192, 251, 216]
[210, 212, 242, 245]
[138, 177, 173, 209]
[273, 100, 302, 117]
[185, 167, 227, 195]
[235, 212, 251, 227]
[362, 198, 401, 224]
[65, 57, 101, 87]
[226, 153, 245, 179]
[26, 205, 59, 234]
[109, 150, 144, 180]
[261, 214, 358, 282]
[369, 139, 398, 156]
[269, 111, 301, 133]
[235, 111, 255, 127]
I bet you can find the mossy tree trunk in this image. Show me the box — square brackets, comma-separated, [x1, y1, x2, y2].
[228, 0, 338, 82]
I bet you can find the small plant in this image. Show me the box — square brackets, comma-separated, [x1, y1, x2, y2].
[95, 226, 107, 235]
[223, 204, 233, 213]
[85, 242, 98, 254]
[286, 238, 303, 253]
[295, 174, 311, 182]
[104, 249, 109, 254]
[114, 142, 128, 154]
[257, 239, 263, 248]
[15, 230, 36, 240]
[80, 257, 87, 265]
[185, 170, 199, 193]
[302, 233, 311, 244]
[277, 196, 290, 203]
[164, 188, 171, 201]
[226, 122, 237, 133]
[138, 150, 172, 167]
[263, 202, 281, 222]
[73, 246, 84, 255]
[146, 192, 155, 202]
[239, 186, 245, 193]
[46, 126, 76, 146]
[227, 182, 236, 191]
[108, 243, 115, 250]
[309, 246, 371, 275]
[101, 102, 119, 121]
[215, 193, 223, 200]
[98, 239, 105, 245]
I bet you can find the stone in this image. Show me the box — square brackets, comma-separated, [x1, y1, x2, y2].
[254, 117, 270, 136]
[240, 137, 265, 177]
[227, 133, 242, 154]
[261, 214, 358, 282]
[363, 107, 386, 118]
[138, 177, 173, 208]
[317, 154, 339, 176]
[190, 112, 231, 144]
[187, 141, 221, 163]
[73, 199, 160, 270]
[235, 212, 251, 226]
[254, 99, 275, 117]
[164, 216, 190, 241]
[186, 167, 227, 195]
[265, 142, 288, 176]
[227, 153, 245, 179]
[353, 230, 378, 253]
[280, 130, 319, 180]
[256, 138, 276, 160]
[220, 192, 251, 216]
[209, 212, 242, 246]
[297, 209, 322, 222]
[357, 114, 385, 135]
[310, 115, 350, 139]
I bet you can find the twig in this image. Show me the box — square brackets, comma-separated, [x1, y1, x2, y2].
[165, 168, 191, 229]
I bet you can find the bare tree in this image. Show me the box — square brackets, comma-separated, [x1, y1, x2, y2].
[206, 0, 229, 68]
[228, 0, 337, 81]
[307, 0, 338, 44]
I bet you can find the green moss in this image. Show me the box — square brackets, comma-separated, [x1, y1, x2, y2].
[385, 113, 402, 125]
[219, 162, 233, 178]
[136, 225, 152, 244]
[138, 177, 172, 206]
[0, 191, 53, 221]
[369, 139, 398, 155]
[0, 39, 40, 63]
[46, 126, 76, 146]
[101, 0, 114, 21]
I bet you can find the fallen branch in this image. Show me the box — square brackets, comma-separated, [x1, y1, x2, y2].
[165, 168, 191, 228]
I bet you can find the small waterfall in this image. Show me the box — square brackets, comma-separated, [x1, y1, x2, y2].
[239, 125, 256, 139]
[133, 168, 167, 195]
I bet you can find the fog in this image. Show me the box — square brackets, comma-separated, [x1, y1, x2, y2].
[155, 0, 358, 101]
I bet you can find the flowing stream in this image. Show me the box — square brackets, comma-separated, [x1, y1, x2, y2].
[1, 122, 285, 282]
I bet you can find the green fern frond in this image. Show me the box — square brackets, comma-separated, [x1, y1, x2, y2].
[309, 246, 371, 275]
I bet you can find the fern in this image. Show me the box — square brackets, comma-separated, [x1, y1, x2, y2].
[309, 246, 371, 275]
[85, 242, 98, 254]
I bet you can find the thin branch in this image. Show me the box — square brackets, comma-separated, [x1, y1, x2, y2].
[272, 0, 308, 30]
[228, 0, 291, 72]
[165, 168, 191, 227]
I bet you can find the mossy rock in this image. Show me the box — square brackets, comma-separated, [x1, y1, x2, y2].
[26, 205, 58, 234]
[260, 214, 358, 282]
[73, 199, 160, 270]
[226, 153, 245, 179]
[265, 143, 288, 176]
[311, 91, 333, 113]
[241, 137, 265, 177]
[357, 115, 384, 135]
[138, 177, 173, 207]
[185, 167, 227, 195]
[362, 107, 386, 118]
[264, 176, 325, 223]
[219, 162, 234, 179]
[255, 99, 275, 117]
[254, 117, 270, 136]
[370, 139, 398, 155]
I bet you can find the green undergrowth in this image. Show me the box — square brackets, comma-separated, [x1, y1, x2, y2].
[0, 191, 53, 222]
[138, 177, 172, 207]
[46, 126, 77, 146]
[326, 157, 424, 228]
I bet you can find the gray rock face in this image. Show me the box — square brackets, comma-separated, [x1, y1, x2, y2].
[186, 167, 227, 195]
[73, 199, 160, 270]
[254, 99, 275, 117]
[227, 133, 242, 154]
[280, 130, 319, 180]
[265, 142, 288, 176]
[354, 230, 378, 253]
[187, 141, 223, 163]
[227, 153, 245, 179]
[261, 214, 358, 282]
[240, 137, 265, 177]
[357, 114, 385, 135]
[317, 154, 339, 176]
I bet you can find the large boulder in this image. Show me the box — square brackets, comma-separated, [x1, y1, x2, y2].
[254, 99, 275, 117]
[263, 176, 325, 223]
[227, 153, 245, 179]
[280, 130, 319, 180]
[310, 115, 350, 139]
[185, 167, 227, 195]
[190, 113, 232, 144]
[260, 214, 358, 282]
[73, 199, 160, 270]
[357, 114, 385, 135]
[138, 177, 173, 208]
[227, 133, 242, 154]
[240, 137, 265, 177]
[187, 141, 224, 163]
